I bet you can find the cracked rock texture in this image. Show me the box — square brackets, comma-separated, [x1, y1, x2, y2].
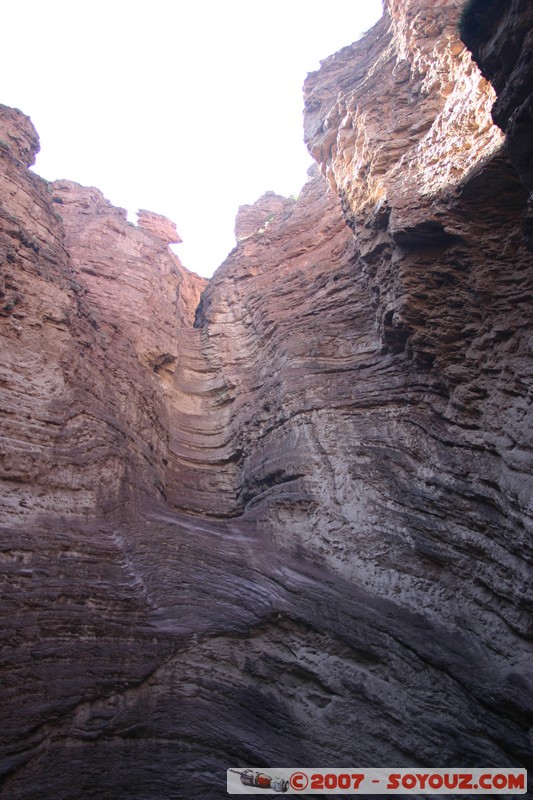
[1, 1, 533, 798]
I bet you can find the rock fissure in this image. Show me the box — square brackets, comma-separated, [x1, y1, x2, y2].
[1, 1, 533, 797]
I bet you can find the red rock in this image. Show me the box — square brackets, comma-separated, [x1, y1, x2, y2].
[460, 0, 533, 191]
[234, 191, 295, 241]
[304, 0, 504, 242]
[1, 0, 533, 795]
[137, 209, 183, 244]
[0, 104, 40, 166]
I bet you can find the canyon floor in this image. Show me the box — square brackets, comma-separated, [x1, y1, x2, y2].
[1, 1, 532, 798]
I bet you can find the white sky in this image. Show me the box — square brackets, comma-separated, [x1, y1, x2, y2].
[1, 1, 383, 277]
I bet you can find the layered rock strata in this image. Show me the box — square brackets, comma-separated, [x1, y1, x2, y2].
[1, 0, 533, 798]
[460, 0, 533, 192]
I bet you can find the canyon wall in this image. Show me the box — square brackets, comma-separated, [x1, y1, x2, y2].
[1, 1, 532, 798]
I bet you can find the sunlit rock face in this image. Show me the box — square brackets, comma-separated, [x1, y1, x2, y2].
[304, 0, 503, 235]
[460, 0, 533, 237]
[137, 209, 183, 244]
[234, 191, 296, 241]
[1, 1, 533, 797]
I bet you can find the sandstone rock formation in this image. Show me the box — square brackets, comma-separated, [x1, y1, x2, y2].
[1, 1, 532, 798]
[137, 209, 183, 244]
[234, 191, 296, 241]
[460, 0, 533, 191]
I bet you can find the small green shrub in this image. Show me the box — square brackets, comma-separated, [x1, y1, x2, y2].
[69, 278, 82, 294]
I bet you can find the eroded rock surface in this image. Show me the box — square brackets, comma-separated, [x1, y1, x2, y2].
[1, 2, 533, 798]
[137, 209, 183, 244]
[234, 191, 296, 241]
[460, 0, 533, 189]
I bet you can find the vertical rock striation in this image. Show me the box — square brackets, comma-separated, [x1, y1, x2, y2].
[1, 1, 533, 797]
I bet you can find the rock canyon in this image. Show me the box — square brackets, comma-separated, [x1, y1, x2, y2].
[0, 1, 532, 797]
